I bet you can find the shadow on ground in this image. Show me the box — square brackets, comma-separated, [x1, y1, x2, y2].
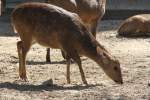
[116, 33, 150, 39]
[0, 81, 101, 92]
[0, 81, 131, 99]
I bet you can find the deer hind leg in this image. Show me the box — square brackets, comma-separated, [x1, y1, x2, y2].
[46, 48, 51, 63]
[46, 48, 66, 63]
[66, 58, 71, 84]
[17, 40, 31, 81]
[60, 49, 70, 83]
[71, 51, 87, 85]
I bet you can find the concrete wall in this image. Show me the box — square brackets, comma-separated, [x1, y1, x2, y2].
[107, 0, 150, 10]
[3, 0, 150, 19]
[6, 0, 45, 9]
[103, 0, 150, 19]
[5, 0, 150, 10]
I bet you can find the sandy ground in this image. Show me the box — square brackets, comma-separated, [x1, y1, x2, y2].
[0, 16, 149, 100]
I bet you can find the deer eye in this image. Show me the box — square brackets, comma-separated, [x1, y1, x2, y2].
[114, 66, 118, 71]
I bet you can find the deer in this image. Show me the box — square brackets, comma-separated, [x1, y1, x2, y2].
[46, 0, 106, 62]
[118, 14, 150, 37]
[11, 2, 123, 84]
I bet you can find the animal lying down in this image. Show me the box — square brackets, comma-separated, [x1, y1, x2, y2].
[117, 14, 150, 37]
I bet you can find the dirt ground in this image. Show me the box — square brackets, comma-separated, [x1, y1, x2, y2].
[0, 15, 149, 100]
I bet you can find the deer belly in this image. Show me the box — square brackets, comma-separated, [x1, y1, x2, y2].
[35, 37, 61, 49]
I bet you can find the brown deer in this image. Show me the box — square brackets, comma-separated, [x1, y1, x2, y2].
[118, 14, 150, 37]
[46, 0, 106, 62]
[11, 2, 123, 84]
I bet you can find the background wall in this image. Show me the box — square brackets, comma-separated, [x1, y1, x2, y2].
[3, 0, 150, 19]
[104, 0, 150, 19]
[107, 0, 150, 10]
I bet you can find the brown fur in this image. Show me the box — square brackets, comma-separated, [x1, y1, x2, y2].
[47, 0, 106, 36]
[118, 14, 150, 37]
[11, 2, 123, 84]
[46, 0, 106, 62]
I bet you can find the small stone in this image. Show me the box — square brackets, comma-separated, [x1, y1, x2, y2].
[42, 79, 53, 86]
[0, 70, 4, 74]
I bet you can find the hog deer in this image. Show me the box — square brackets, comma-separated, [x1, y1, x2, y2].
[46, 0, 106, 62]
[118, 14, 150, 37]
[11, 2, 123, 84]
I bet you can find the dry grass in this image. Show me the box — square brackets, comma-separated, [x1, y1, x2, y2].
[0, 20, 149, 100]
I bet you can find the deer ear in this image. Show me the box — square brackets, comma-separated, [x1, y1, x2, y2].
[96, 46, 109, 64]
[96, 46, 103, 56]
[96, 46, 103, 53]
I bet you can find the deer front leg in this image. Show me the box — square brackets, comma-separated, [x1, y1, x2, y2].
[17, 41, 27, 81]
[74, 57, 87, 85]
[67, 48, 88, 85]
[17, 41, 31, 81]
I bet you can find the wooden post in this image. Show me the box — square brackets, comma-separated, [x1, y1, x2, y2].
[0, 0, 2, 16]
[0, 0, 6, 16]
